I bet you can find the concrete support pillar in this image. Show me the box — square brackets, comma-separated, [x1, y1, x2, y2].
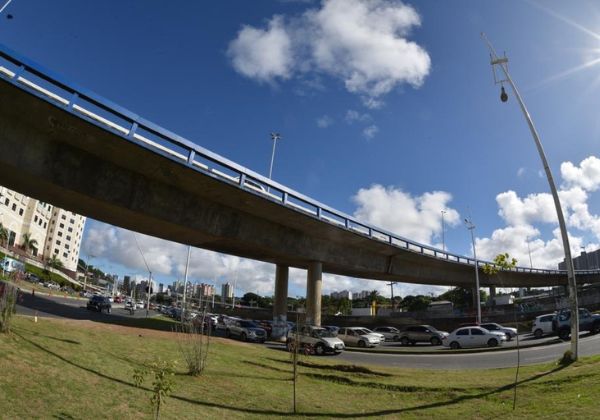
[272, 264, 289, 341]
[489, 286, 496, 307]
[305, 261, 323, 326]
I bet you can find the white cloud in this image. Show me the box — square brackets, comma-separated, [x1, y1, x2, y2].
[316, 114, 334, 128]
[227, 16, 293, 83]
[352, 184, 460, 245]
[496, 190, 557, 226]
[345, 109, 371, 124]
[561, 156, 600, 192]
[517, 167, 525, 177]
[228, 0, 430, 105]
[362, 125, 379, 139]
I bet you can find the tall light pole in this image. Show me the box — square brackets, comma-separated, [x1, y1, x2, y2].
[441, 210, 447, 252]
[483, 33, 579, 359]
[387, 282, 397, 311]
[133, 234, 153, 318]
[181, 245, 191, 321]
[464, 217, 481, 324]
[268, 132, 282, 181]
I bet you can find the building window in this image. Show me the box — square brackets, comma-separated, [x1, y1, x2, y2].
[44, 222, 47, 228]
[65, 244, 70, 250]
[4, 198, 8, 206]
[61, 214, 66, 220]
[11, 203, 16, 211]
[66, 235, 71, 241]
[58, 231, 62, 237]
[18, 208, 23, 216]
[67, 227, 73, 233]
[59, 223, 64, 228]
[63, 252, 68, 258]
[56, 240, 61, 245]
[34, 216, 38, 223]
[53, 248, 59, 254]
[70, 218, 75, 224]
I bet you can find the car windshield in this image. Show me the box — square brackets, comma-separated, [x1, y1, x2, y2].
[240, 321, 259, 328]
[425, 326, 438, 332]
[313, 328, 336, 338]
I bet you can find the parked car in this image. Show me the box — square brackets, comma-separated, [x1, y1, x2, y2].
[552, 308, 600, 340]
[286, 325, 345, 355]
[321, 325, 339, 336]
[337, 327, 381, 348]
[372, 326, 401, 342]
[226, 320, 267, 343]
[360, 328, 385, 341]
[398, 325, 449, 346]
[27, 273, 41, 283]
[443, 326, 506, 349]
[87, 295, 112, 313]
[479, 323, 518, 341]
[531, 313, 556, 339]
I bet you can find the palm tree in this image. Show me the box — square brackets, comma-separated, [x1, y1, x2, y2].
[21, 233, 38, 255]
[0, 223, 8, 247]
[46, 255, 63, 270]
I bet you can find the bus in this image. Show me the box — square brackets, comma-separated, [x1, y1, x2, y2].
[1, 257, 25, 273]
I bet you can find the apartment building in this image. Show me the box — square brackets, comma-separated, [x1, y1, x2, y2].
[0, 185, 86, 272]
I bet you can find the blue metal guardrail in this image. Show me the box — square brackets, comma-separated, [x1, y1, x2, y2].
[0, 43, 592, 277]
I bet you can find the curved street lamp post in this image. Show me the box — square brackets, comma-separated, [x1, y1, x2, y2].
[482, 33, 579, 360]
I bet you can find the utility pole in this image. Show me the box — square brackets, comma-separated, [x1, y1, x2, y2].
[182, 245, 191, 321]
[483, 33, 579, 359]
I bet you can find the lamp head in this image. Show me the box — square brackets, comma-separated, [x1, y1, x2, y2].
[500, 86, 508, 103]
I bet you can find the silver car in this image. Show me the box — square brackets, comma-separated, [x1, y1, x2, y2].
[337, 327, 381, 348]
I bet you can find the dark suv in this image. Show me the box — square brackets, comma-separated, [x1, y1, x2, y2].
[552, 308, 600, 340]
[87, 295, 112, 313]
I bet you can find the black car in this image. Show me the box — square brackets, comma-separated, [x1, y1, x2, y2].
[87, 295, 112, 313]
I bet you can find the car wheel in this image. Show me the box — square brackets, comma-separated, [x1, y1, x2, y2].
[225, 329, 231, 338]
[241, 332, 247, 342]
[358, 340, 366, 348]
[591, 322, 600, 334]
[558, 328, 570, 341]
[315, 343, 325, 355]
[430, 337, 441, 346]
[450, 341, 460, 350]
[534, 329, 544, 339]
[400, 337, 409, 346]
[487, 338, 498, 347]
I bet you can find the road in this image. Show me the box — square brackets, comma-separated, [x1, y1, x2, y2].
[15, 289, 157, 321]
[336, 334, 600, 369]
[13, 291, 600, 369]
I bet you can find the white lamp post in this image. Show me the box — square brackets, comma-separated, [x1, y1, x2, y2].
[482, 33, 579, 359]
[464, 217, 481, 324]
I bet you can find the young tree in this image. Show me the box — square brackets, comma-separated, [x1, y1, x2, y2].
[21, 233, 38, 255]
[46, 255, 63, 270]
[0, 223, 8, 247]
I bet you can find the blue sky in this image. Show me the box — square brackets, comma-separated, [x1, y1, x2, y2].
[2, 0, 600, 298]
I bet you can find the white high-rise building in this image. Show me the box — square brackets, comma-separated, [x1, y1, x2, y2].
[0, 185, 86, 272]
[221, 283, 233, 300]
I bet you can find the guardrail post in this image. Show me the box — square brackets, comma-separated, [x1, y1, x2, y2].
[68, 92, 79, 110]
[127, 122, 138, 139]
[238, 173, 246, 187]
[187, 149, 195, 165]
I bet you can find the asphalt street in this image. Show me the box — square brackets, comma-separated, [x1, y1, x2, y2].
[14, 291, 600, 370]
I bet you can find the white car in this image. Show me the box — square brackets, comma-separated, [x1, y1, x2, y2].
[443, 327, 506, 349]
[372, 326, 401, 341]
[531, 313, 556, 339]
[337, 327, 381, 348]
[479, 323, 517, 341]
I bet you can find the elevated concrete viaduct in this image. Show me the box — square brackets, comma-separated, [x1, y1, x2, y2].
[1, 46, 598, 337]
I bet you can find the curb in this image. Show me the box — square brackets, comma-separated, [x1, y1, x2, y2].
[343, 338, 565, 355]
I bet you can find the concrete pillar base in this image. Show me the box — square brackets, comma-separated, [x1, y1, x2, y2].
[305, 261, 322, 326]
[271, 264, 289, 340]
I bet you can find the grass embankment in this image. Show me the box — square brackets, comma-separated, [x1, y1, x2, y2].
[1, 316, 600, 418]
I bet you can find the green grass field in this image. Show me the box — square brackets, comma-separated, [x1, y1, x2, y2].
[1, 315, 599, 419]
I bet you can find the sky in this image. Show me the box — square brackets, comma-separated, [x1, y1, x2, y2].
[2, 0, 600, 299]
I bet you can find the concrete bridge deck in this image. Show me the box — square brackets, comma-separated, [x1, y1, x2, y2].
[0, 44, 598, 292]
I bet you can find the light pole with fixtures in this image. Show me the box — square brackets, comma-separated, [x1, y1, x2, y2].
[268, 132, 282, 181]
[482, 33, 579, 359]
[464, 217, 481, 324]
[441, 210, 447, 252]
